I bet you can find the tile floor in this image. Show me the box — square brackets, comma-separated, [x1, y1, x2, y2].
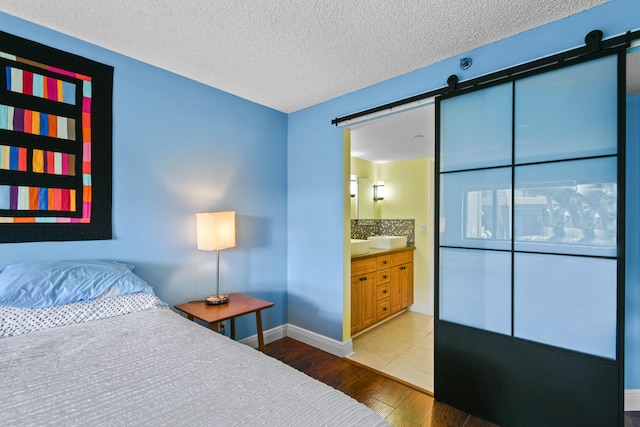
[348, 311, 434, 392]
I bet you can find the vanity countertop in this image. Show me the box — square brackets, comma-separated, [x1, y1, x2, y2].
[351, 245, 415, 260]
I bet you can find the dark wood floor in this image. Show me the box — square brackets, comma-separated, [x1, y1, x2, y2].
[265, 337, 495, 426]
[265, 337, 640, 427]
[628, 412, 640, 427]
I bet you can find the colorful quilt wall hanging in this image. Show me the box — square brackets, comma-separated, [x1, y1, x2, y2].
[0, 31, 113, 243]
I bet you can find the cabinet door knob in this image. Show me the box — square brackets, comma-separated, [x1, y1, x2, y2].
[383, 275, 387, 279]
[383, 290, 387, 294]
[360, 277, 367, 281]
[383, 307, 387, 311]
[383, 261, 387, 265]
[400, 266, 406, 270]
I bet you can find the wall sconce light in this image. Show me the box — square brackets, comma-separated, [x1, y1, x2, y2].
[196, 211, 236, 305]
[373, 181, 385, 201]
[350, 175, 357, 198]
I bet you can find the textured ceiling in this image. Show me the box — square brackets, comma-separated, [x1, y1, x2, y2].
[0, 0, 607, 113]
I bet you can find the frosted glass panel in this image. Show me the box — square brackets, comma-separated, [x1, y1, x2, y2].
[514, 253, 617, 359]
[440, 167, 511, 250]
[440, 248, 511, 334]
[515, 55, 618, 164]
[514, 157, 617, 256]
[440, 83, 512, 171]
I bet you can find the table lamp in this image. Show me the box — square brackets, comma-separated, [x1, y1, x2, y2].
[196, 211, 236, 305]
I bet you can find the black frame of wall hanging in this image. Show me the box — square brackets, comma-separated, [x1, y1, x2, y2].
[0, 31, 113, 243]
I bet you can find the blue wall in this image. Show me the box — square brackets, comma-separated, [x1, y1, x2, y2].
[1, 0, 638, 389]
[627, 94, 640, 389]
[287, 0, 640, 389]
[0, 13, 289, 339]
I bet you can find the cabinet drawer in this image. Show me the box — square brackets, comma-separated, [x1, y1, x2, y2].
[351, 258, 377, 276]
[390, 251, 413, 267]
[377, 269, 390, 284]
[377, 284, 390, 300]
[377, 298, 391, 320]
[377, 255, 391, 269]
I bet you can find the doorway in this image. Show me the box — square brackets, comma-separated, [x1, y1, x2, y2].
[339, 35, 640, 425]
[344, 104, 436, 392]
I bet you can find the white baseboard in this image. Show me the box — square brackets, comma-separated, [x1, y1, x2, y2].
[409, 302, 433, 316]
[286, 324, 354, 358]
[238, 324, 287, 349]
[238, 323, 353, 358]
[626, 389, 640, 411]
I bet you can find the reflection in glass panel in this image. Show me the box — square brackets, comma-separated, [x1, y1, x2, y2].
[441, 167, 511, 250]
[514, 253, 617, 359]
[514, 157, 617, 256]
[626, 87, 640, 381]
[465, 189, 511, 241]
[515, 55, 618, 164]
[440, 248, 511, 334]
[357, 177, 374, 219]
[440, 82, 512, 172]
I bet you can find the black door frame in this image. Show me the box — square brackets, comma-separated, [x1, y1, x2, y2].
[433, 45, 625, 426]
[333, 29, 640, 427]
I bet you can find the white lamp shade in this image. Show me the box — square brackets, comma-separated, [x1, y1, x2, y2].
[196, 211, 236, 251]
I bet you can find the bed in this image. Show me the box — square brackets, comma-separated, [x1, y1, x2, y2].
[0, 260, 389, 426]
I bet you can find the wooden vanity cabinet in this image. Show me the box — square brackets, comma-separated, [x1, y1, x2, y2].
[400, 262, 414, 308]
[390, 250, 414, 311]
[351, 258, 377, 335]
[351, 248, 414, 335]
[375, 266, 391, 322]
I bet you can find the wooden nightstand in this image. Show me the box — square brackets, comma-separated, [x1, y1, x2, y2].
[175, 293, 274, 352]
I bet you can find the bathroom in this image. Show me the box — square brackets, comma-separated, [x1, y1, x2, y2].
[346, 104, 436, 392]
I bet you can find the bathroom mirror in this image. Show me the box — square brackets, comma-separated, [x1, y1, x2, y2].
[350, 176, 357, 220]
[357, 177, 374, 219]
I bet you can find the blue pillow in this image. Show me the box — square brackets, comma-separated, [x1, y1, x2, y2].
[0, 260, 154, 308]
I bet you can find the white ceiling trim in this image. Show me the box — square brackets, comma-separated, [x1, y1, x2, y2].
[335, 97, 435, 128]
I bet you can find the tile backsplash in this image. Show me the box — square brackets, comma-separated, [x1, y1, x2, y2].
[351, 219, 415, 246]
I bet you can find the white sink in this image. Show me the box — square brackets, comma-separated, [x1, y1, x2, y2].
[367, 235, 407, 249]
[350, 239, 370, 255]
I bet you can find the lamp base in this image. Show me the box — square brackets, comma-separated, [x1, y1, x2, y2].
[205, 294, 230, 305]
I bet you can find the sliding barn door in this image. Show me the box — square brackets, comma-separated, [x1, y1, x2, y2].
[435, 52, 624, 426]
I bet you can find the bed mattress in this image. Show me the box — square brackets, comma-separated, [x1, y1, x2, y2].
[0, 308, 388, 426]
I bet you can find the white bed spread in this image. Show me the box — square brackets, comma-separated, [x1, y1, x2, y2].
[0, 308, 389, 426]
